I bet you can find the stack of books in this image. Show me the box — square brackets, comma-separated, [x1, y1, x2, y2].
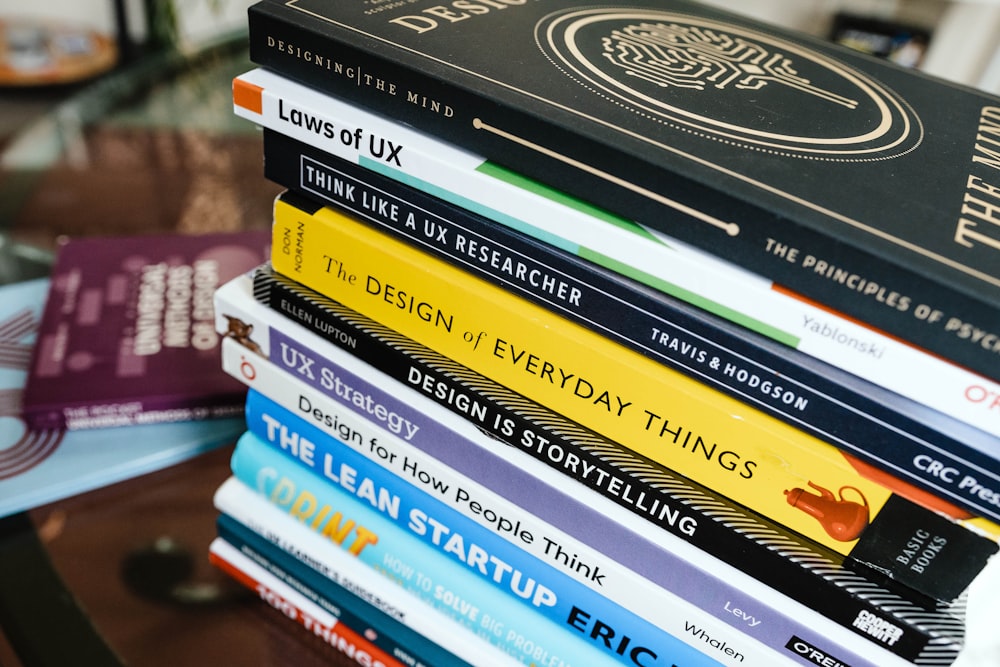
[208, 1, 1000, 666]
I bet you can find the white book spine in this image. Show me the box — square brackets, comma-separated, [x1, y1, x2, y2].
[233, 343, 802, 667]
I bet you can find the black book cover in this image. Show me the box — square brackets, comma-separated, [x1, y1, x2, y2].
[247, 0, 1000, 381]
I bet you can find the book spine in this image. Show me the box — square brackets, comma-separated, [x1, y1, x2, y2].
[242, 383, 811, 667]
[213, 478, 523, 667]
[233, 67, 1000, 440]
[23, 402, 244, 431]
[256, 123, 1000, 530]
[245, 9, 1000, 382]
[208, 536, 414, 667]
[215, 270, 966, 664]
[226, 336, 916, 667]
[268, 192, 997, 566]
[228, 429, 723, 667]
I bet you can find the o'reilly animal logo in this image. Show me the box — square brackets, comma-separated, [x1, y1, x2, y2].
[536, 8, 922, 161]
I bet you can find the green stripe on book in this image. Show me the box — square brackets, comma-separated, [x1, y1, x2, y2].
[365, 156, 798, 347]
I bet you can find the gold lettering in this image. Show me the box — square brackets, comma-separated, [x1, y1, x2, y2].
[388, 1, 528, 33]
[956, 109, 1000, 250]
[955, 175, 1000, 249]
[955, 218, 1000, 250]
[963, 198, 1000, 229]
[972, 106, 1000, 170]
[973, 140, 1000, 171]
[389, 15, 438, 33]
[422, 7, 473, 23]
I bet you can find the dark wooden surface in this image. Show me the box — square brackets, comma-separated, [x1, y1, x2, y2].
[24, 445, 361, 667]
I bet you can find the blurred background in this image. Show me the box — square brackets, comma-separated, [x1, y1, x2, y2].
[0, 0, 254, 145]
[2, 0, 999, 147]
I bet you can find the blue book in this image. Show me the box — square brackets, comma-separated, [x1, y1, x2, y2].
[214, 475, 527, 667]
[0, 278, 243, 518]
[229, 427, 726, 667]
[214, 512, 478, 667]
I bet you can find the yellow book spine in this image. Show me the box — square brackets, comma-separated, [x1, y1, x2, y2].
[269, 196, 960, 555]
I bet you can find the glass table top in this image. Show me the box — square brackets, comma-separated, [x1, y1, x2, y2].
[0, 30, 279, 282]
[0, 33, 363, 667]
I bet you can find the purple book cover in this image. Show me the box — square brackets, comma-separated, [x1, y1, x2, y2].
[22, 231, 270, 430]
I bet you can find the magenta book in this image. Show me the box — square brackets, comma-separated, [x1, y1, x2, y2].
[22, 231, 270, 430]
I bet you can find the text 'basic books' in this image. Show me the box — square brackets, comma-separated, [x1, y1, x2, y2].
[215, 297, 936, 667]
[267, 189, 997, 593]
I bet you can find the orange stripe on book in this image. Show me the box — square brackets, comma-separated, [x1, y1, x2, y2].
[843, 454, 973, 520]
[233, 78, 264, 114]
[209, 549, 406, 667]
[770, 282, 989, 378]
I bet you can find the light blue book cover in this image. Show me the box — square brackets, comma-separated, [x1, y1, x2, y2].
[0, 278, 244, 518]
[230, 425, 727, 667]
